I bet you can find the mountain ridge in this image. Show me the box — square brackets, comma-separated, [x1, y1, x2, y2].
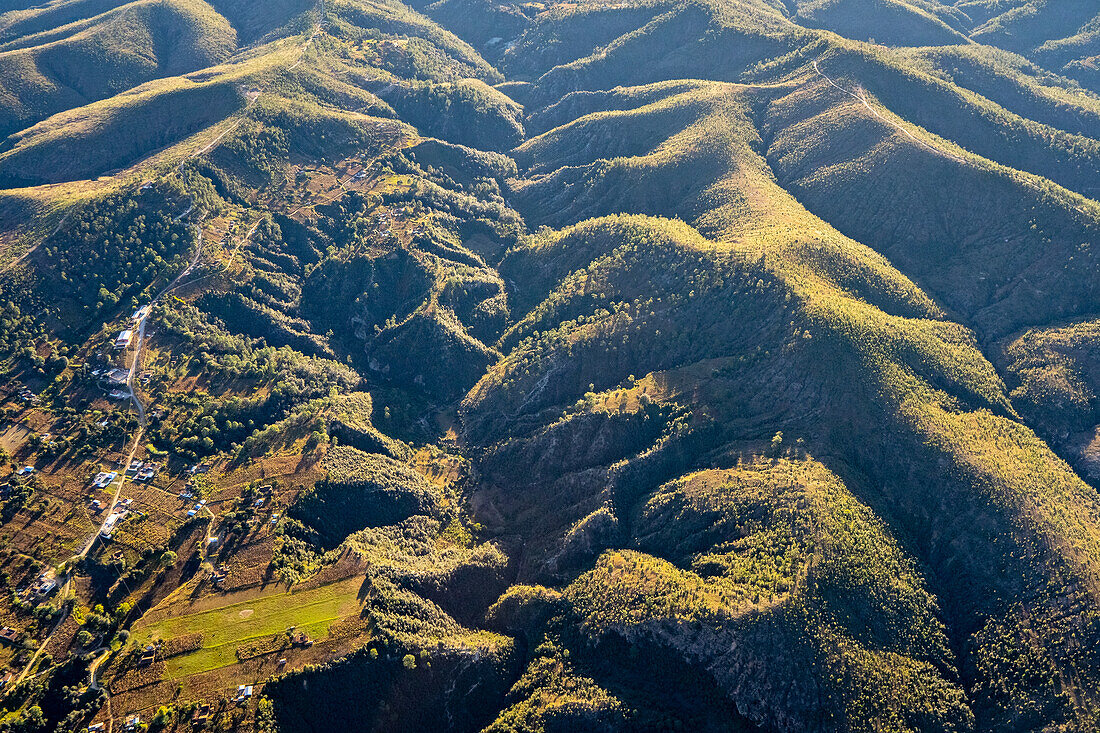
[0, 0, 1097, 731]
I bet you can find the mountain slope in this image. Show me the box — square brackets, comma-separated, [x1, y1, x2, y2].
[0, 0, 1099, 731]
[0, 0, 238, 137]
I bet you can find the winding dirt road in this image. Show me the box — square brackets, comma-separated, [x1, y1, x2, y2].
[81, 226, 205, 556]
[9, 225, 206, 694]
[88, 648, 114, 733]
[3, 15, 325, 717]
[812, 60, 965, 164]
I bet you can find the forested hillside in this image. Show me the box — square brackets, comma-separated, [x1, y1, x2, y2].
[0, 0, 1097, 731]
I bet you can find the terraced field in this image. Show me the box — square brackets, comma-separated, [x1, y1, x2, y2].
[0, 0, 1098, 731]
[132, 576, 368, 678]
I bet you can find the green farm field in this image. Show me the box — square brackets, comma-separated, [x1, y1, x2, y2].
[132, 576, 367, 678]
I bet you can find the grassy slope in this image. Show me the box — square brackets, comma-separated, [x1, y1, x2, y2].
[0, 0, 509, 185]
[961, 0, 1100, 88]
[329, 0, 501, 82]
[794, 0, 970, 46]
[998, 318, 1100, 485]
[0, 73, 246, 185]
[503, 2, 1100, 340]
[0, 0, 238, 138]
[475, 22, 1100, 711]
[132, 576, 366, 677]
[759, 65, 1100, 338]
[970, 0, 1099, 56]
[509, 80, 951, 324]
[3, 0, 1100, 728]
[816, 45, 1100, 200]
[519, 0, 1100, 200]
[1034, 16, 1100, 82]
[901, 44, 1100, 139]
[0, 0, 129, 41]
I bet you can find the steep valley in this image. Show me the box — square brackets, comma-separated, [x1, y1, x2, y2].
[0, 0, 1097, 731]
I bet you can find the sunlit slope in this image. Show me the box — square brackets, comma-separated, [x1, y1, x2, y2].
[1033, 21, 1100, 88]
[0, 0, 311, 46]
[510, 72, 1100, 340]
[3, 0, 1100, 728]
[517, 1, 1100, 199]
[969, 0, 1098, 59]
[584, 458, 969, 732]
[506, 14, 1100, 340]
[810, 47, 1100, 199]
[486, 458, 973, 732]
[759, 64, 1100, 338]
[326, 0, 501, 81]
[793, 0, 969, 46]
[900, 44, 1100, 139]
[481, 0, 1100, 201]
[527, 0, 802, 104]
[0, 0, 238, 138]
[999, 318, 1100, 486]
[0, 69, 247, 186]
[0, 0, 513, 185]
[461, 212, 1100, 730]
[0, 0, 134, 40]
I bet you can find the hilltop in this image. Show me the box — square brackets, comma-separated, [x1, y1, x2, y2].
[0, 0, 1097, 731]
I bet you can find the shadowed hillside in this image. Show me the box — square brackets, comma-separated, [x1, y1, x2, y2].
[0, 0, 1097, 731]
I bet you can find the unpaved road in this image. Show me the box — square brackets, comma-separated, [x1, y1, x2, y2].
[10, 225, 206, 694]
[813, 60, 965, 164]
[3, 14, 324, 711]
[88, 648, 114, 733]
[81, 226, 205, 557]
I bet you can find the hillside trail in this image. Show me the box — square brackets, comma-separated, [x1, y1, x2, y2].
[0, 11, 320, 274]
[0, 213, 69, 275]
[1, 8, 325, 715]
[290, 24, 323, 70]
[812, 60, 966, 164]
[6, 225, 205, 695]
[8, 607, 66, 689]
[175, 215, 262, 294]
[176, 92, 259, 177]
[184, 18, 322, 165]
[88, 648, 114, 733]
